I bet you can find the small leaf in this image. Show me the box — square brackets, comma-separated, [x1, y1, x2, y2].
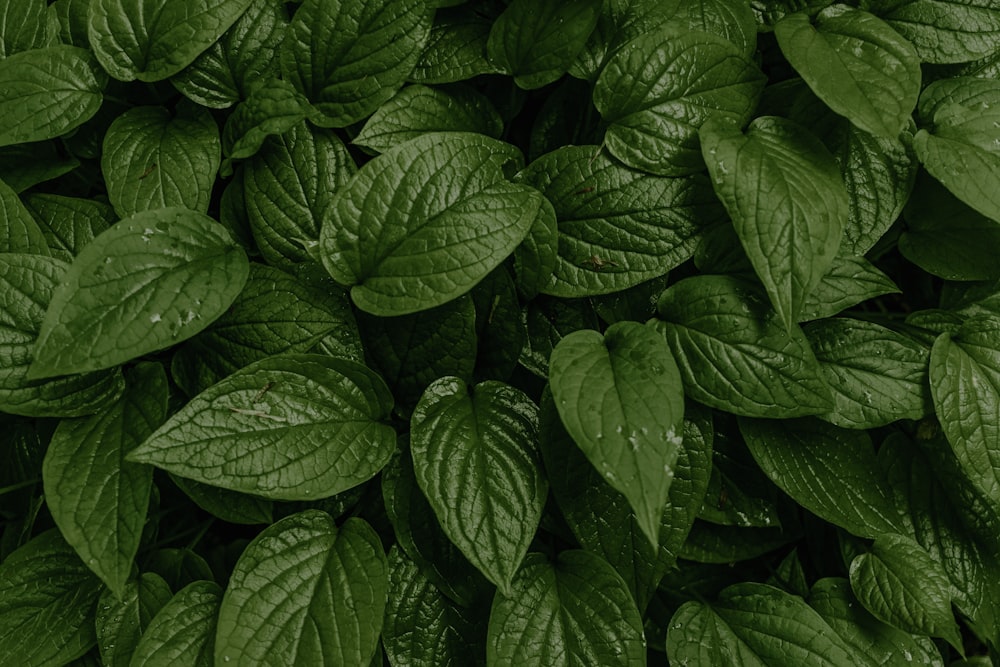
[799, 255, 900, 322]
[850, 533, 964, 652]
[319, 132, 541, 316]
[95, 572, 172, 667]
[214, 511, 388, 666]
[29, 207, 249, 378]
[487, 551, 645, 667]
[0, 177, 50, 255]
[171, 474, 273, 526]
[130, 581, 221, 667]
[23, 193, 113, 261]
[410, 377, 545, 594]
[128, 354, 395, 500]
[701, 116, 847, 329]
[410, 7, 499, 84]
[594, 28, 765, 176]
[549, 320, 685, 547]
[221, 79, 313, 167]
[0, 45, 104, 147]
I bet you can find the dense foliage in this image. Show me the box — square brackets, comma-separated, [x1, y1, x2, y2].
[2, 0, 1000, 664]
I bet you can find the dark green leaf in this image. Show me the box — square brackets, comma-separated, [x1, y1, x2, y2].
[0, 177, 49, 255]
[171, 474, 273, 525]
[23, 193, 113, 262]
[410, 7, 499, 84]
[129, 581, 221, 667]
[799, 255, 899, 322]
[868, 0, 1000, 64]
[0, 142, 80, 193]
[95, 572, 172, 667]
[221, 79, 314, 168]
[0, 0, 56, 57]
[520, 295, 600, 378]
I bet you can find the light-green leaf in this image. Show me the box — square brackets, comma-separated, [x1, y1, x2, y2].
[850, 533, 963, 652]
[487, 551, 646, 667]
[701, 116, 847, 329]
[101, 104, 220, 216]
[29, 207, 249, 378]
[280, 0, 431, 127]
[775, 6, 920, 138]
[655, 274, 833, 417]
[0, 45, 104, 147]
[129, 581, 221, 667]
[868, 0, 1000, 64]
[410, 377, 545, 594]
[214, 511, 388, 666]
[88, 0, 255, 81]
[549, 320, 685, 547]
[43, 363, 168, 598]
[486, 0, 601, 90]
[319, 132, 541, 316]
[515, 145, 724, 296]
[594, 28, 765, 176]
[128, 354, 395, 500]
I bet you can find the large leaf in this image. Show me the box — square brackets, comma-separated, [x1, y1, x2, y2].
[487, 551, 646, 667]
[700, 116, 847, 329]
[930, 315, 1000, 514]
[549, 320, 685, 547]
[29, 207, 249, 378]
[128, 354, 395, 500]
[655, 274, 832, 417]
[868, 0, 1000, 64]
[0, 45, 103, 147]
[101, 104, 220, 216]
[805, 318, 931, 428]
[594, 27, 765, 176]
[214, 511, 387, 666]
[0, 177, 49, 255]
[0, 253, 124, 417]
[0, 529, 103, 665]
[515, 145, 724, 296]
[486, 0, 601, 90]
[739, 417, 906, 538]
[42, 363, 168, 598]
[775, 6, 920, 138]
[95, 572, 172, 667]
[0, 0, 56, 57]
[130, 581, 221, 667]
[243, 121, 356, 271]
[280, 0, 431, 127]
[319, 132, 541, 316]
[410, 377, 545, 594]
[849, 533, 963, 652]
[88, 0, 255, 81]
[666, 582, 873, 666]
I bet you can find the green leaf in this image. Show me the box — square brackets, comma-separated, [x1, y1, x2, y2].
[0, 45, 104, 147]
[901, 170, 1000, 280]
[799, 255, 900, 322]
[511, 194, 558, 300]
[850, 533, 963, 652]
[143, 549, 215, 591]
[470, 266, 526, 381]
[95, 572, 172, 667]
[0, 253, 124, 417]
[930, 315, 1000, 515]
[678, 0, 757, 58]
[487, 551, 646, 667]
[0, 0, 56, 57]
[43, 363, 168, 598]
[410, 7, 499, 84]
[214, 511, 388, 666]
[655, 274, 833, 417]
[354, 84, 503, 154]
[805, 318, 931, 428]
[101, 104, 220, 216]
[0, 529, 103, 666]
[571, 0, 681, 80]
[520, 295, 600, 378]
[130, 581, 221, 667]
[220, 79, 313, 169]
[914, 77, 1000, 222]
[809, 578, 944, 667]
[170, 262, 358, 396]
[549, 320, 685, 547]
[594, 28, 765, 176]
[0, 177, 49, 255]
[776, 7, 920, 138]
[666, 582, 871, 666]
[410, 377, 545, 594]
[29, 207, 249, 378]
[868, 0, 1000, 64]
[740, 417, 905, 538]
[700, 116, 847, 330]
[486, 0, 601, 90]
[515, 145, 724, 296]
[171, 474, 273, 525]
[88, 0, 255, 81]
[319, 132, 541, 316]
[23, 193, 113, 262]
[128, 354, 395, 500]
[172, 0, 287, 109]
[243, 121, 355, 271]
[0, 142, 80, 193]
[382, 548, 481, 667]
[540, 390, 713, 611]
[679, 520, 800, 564]
[280, 0, 431, 127]
[357, 295, 477, 415]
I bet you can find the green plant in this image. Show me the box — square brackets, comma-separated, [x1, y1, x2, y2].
[1, 0, 1000, 664]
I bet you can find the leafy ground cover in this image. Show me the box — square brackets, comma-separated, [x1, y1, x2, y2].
[2, 0, 1000, 664]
